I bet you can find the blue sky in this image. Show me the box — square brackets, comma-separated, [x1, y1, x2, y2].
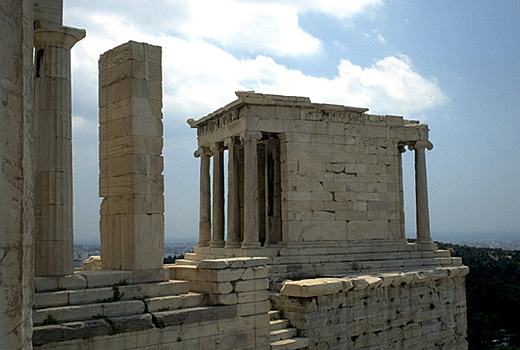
[64, 0, 520, 243]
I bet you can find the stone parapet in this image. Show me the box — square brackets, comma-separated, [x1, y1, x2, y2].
[280, 266, 469, 298]
[272, 266, 469, 350]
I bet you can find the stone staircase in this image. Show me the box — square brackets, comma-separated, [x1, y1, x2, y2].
[32, 272, 214, 346]
[269, 310, 308, 350]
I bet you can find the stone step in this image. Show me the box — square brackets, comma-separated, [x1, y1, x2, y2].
[170, 259, 199, 265]
[33, 299, 146, 326]
[152, 305, 236, 328]
[33, 304, 237, 346]
[270, 328, 297, 342]
[271, 337, 309, 350]
[34, 280, 189, 309]
[33, 314, 154, 346]
[270, 319, 289, 331]
[34, 269, 167, 292]
[269, 310, 282, 321]
[145, 292, 207, 312]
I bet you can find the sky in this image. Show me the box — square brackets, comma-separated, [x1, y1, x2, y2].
[63, 0, 520, 243]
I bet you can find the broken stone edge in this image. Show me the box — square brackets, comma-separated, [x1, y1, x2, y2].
[280, 266, 469, 298]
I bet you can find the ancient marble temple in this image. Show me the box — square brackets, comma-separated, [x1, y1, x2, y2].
[185, 92, 439, 277]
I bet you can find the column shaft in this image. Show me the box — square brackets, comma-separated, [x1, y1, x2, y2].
[196, 147, 212, 247]
[211, 143, 225, 247]
[413, 141, 433, 244]
[225, 138, 241, 248]
[242, 131, 262, 249]
[34, 24, 85, 276]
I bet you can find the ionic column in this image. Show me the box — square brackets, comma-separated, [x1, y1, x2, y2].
[34, 22, 85, 276]
[241, 131, 262, 249]
[211, 143, 225, 248]
[195, 147, 212, 247]
[225, 137, 241, 248]
[410, 141, 434, 244]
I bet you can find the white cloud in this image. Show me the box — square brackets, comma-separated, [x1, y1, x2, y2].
[181, 1, 322, 57]
[67, 0, 449, 140]
[72, 115, 97, 135]
[63, 1, 448, 241]
[285, 0, 383, 18]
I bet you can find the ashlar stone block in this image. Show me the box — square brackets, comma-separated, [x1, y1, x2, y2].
[281, 278, 343, 298]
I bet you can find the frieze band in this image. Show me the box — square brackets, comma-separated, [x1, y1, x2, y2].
[197, 109, 240, 136]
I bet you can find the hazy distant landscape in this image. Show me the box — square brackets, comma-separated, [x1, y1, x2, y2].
[73, 236, 520, 268]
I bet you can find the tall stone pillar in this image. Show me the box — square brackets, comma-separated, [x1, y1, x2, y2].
[99, 41, 164, 270]
[411, 141, 433, 244]
[195, 147, 212, 247]
[241, 131, 262, 249]
[225, 137, 241, 248]
[211, 143, 225, 247]
[265, 139, 282, 245]
[33, 21, 85, 276]
[0, 0, 35, 347]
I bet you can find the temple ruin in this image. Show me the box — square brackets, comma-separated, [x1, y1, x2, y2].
[1, 1, 468, 349]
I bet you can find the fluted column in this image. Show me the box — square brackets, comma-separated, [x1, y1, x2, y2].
[211, 143, 225, 247]
[34, 22, 85, 276]
[241, 131, 262, 249]
[225, 137, 241, 248]
[410, 140, 434, 244]
[195, 147, 212, 247]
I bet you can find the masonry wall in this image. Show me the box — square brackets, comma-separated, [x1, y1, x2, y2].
[280, 121, 405, 243]
[0, 0, 35, 348]
[255, 106, 427, 244]
[271, 267, 468, 350]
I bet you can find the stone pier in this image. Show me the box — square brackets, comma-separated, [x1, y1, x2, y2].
[99, 41, 164, 270]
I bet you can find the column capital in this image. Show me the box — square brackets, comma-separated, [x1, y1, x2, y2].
[194, 146, 212, 158]
[408, 140, 433, 152]
[224, 136, 238, 148]
[34, 20, 86, 49]
[240, 130, 262, 143]
[210, 142, 225, 152]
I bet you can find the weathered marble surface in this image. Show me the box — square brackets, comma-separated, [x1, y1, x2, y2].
[0, 1, 35, 349]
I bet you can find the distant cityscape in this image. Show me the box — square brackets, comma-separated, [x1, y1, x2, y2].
[74, 241, 196, 268]
[73, 239, 520, 268]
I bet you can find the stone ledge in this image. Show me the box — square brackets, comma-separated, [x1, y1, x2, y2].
[32, 314, 153, 346]
[281, 278, 343, 298]
[35, 269, 169, 292]
[152, 305, 236, 327]
[33, 305, 237, 346]
[280, 266, 469, 298]
[34, 280, 189, 308]
[197, 257, 270, 269]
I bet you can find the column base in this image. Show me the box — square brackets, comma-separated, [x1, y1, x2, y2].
[241, 241, 261, 249]
[415, 240, 437, 250]
[225, 241, 241, 249]
[197, 240, 210, 248]
[210, 240, 225, 248]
